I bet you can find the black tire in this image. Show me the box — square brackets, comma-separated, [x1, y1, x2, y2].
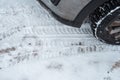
[89, 0, 120, 45]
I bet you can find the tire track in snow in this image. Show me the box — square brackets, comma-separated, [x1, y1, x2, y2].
[25, 27, 93, 35]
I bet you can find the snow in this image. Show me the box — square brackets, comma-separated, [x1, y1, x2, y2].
[0, 0, 120, 80]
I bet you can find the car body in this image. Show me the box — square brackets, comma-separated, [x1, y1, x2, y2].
[37, 0, 108, 27]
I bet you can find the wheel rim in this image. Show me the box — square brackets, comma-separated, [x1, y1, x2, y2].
[106, 15, 120, 41]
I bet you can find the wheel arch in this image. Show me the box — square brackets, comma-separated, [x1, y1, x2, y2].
[37, 0, 109, 28]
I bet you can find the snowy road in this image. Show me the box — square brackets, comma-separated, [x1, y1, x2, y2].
[0, 0, 120, 80]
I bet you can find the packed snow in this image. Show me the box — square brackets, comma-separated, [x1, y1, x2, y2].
[0, 0, 120, 80]
[0, 52, 120, 80]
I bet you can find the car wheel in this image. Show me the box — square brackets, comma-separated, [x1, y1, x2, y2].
[89, 0, 120, 45]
